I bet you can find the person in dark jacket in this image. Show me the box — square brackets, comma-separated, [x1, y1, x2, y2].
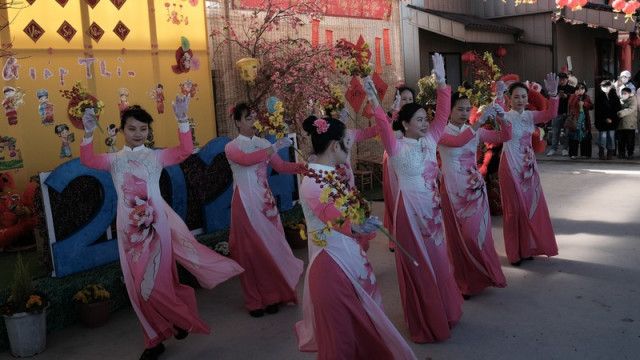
[566, 82, 593, 159]
[547, 72, 575, 156]
[594, 80, 620, 160]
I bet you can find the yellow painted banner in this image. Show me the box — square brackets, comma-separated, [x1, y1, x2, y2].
[0, 0, 215, 190]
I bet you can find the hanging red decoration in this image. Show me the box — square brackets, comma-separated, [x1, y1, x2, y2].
[57, 21, 77, 42]
[623, 1, 640, 18]
[462, 51, 477, 63]
[612, 0, 626, 12]
[496, 46, 507, 58]
[555, 0, 569, 7]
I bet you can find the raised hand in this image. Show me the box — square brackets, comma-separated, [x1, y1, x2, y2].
[431, 53, 446, 85]
[495, 80, 507, 100]
[392, 89, 401, 111]
[544, 73, 559, 97]
[273, 137, 293, 151]
[82, 108, 98, 135]
[478, 106, 497, 125]
[492, 103, 505, 118]
[172, 95, 190, 122]
[363, 76, 379, 107]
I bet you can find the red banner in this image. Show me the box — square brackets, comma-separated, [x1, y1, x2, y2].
[236, 0, 392, 20]
[311, 19, 320, 47]
[375, 37, 382, 74]
[383, 28, 392, 65]
[325, 29, 333, 47]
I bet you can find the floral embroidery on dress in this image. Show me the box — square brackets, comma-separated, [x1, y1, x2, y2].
[122, 173, 157, 263]
[257, 162, 279, 221]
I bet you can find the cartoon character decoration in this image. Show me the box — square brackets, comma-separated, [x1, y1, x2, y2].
[0, 172, 37, 251]
[2, 56, 19, 81]
[149, 83, 165, 114]
[54, 124, 75, 158]
[172, 37, 199, 74]
[2, 86, 25, 126]
[36, 89, 55, 125]
[118, 87, 130, 117]
[145, 127, 155, 148]
[179, 79, 198, 98]
[0, 136, 23, 171]
[105, 123, 119, 153]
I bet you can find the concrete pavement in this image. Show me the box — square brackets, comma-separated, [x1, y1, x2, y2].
[2, 161, 639, 360]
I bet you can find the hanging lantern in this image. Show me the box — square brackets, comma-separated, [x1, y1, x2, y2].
[235, 57, 260, 83]
[462, 51, 476, 63]
[612, 0, 626, 12]
[623, 1, 640, 20]
[555, 0, 568, 8]
[496, 46, 507, 58]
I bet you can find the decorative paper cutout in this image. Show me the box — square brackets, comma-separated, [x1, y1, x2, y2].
[60, 82, 104, 129]
[54, 124, 74, 158]
[56, 0, 69, 6]
[87, 22, 105, 42]
[345, 76, 365, 113]
[57, 21, 77, 43]
[85, 0, 100, 8]
[165, 2, 188, 25]
[0, 136, 24, 170]
[172, 37, 194, 74]
[113, 21, 130, 41]
[372, 72, 388, 100]
[105, 124, 118, 153]
[149, 84, 165, 114]
[179, 80, 198, 99]
[375, 37, 382, 74]
[2, 57, 19, 80]
[311, 19, 320, 47]
[110, 0, 126, 9]
[118, 88, 129, 116]
[26, 0, 36, 5]
[36, 89, 55, 126]
[383, 28, 392, 65]
[24, 20, 45, 43]
[2, 87, 25, 126]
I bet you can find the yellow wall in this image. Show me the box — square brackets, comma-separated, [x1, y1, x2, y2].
[0, 0, 215, 190]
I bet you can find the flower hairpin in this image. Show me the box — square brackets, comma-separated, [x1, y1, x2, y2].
[313, 118, 329, 134]
[228, 106, 236, 116]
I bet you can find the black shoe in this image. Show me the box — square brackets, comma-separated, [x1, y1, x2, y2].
[265, 303, 280, 314]
[249, 309, 264, 318]
[511, 259, 523, 267]
[462, 294, 471, 300]
[388, 248, 395, 253]
[174, 326, 189, 340]
[524, 256, 534, 261]
[140, 343, 165, 360]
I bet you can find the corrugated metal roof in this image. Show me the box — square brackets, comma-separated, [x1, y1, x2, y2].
[408, 5, 524, 36]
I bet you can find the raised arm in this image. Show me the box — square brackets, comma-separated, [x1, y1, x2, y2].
[159, 94, 194, 166]
[532, 96, 559, 124]
[438, 127, 474, 147]
[363, 76, 399, 155]
[80, 137, 111, 171]
[225, 142, 271, 166]
[351, 125, 379, 143]
[80, 108, 111, 171]
[428, 85, 452, 141]
[270, 151, 306, 175]
[479, 117, 512, 144]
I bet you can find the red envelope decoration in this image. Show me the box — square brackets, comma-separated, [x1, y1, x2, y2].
[372, 72, 388, 100]
[346, 76, 366, 113]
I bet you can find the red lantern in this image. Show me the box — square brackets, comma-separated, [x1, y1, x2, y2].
[462, 51, 476, 63]
[567, 0, 580, 10]
[623, 1, 640, 16]
[612, 0, 626, 12]
[555, 0, 568, 8]
[496, 46, 507, 58]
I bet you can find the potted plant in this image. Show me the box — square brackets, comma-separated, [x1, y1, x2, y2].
[283, 221, 307, 249]
[72, 284, 111, 328]
[1, 253, 48, 357]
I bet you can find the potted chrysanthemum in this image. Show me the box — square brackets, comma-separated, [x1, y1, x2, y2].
[73, 284, 111, 328]
[1, 253, 49, 357]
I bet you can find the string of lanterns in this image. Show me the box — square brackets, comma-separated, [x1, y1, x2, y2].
[555, 0, 640, 21]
